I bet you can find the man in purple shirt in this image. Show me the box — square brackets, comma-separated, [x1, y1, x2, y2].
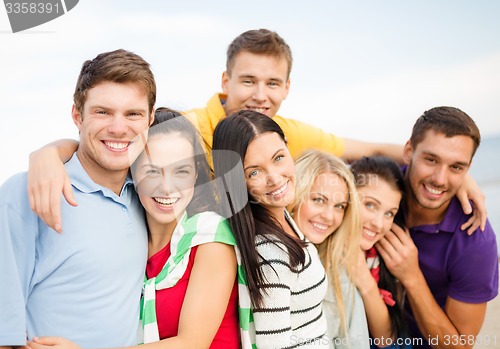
[377, 106, 498, 349]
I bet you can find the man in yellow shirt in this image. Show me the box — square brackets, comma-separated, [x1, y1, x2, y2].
[184, 29, 403, 164]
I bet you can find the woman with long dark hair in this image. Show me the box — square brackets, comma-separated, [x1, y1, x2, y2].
[351, 156, 411, 349]
[212, 110, 329, 349]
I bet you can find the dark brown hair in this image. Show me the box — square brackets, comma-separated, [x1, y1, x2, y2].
[351, 156, 408, 341]
[212, 110, 306, 307]
[410, 106, 481, 159]
[351, 156, 404, 195]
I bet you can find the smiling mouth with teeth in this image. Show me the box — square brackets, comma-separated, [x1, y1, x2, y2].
[424, 184, 445, 195]
[267, 182, 288, 196]
[153, 197, 179, 206]
[363, 228, 377, 238]
[312, 222, 328, 231]
[247, 107, 269, 114]
[104, 141, 130, 150]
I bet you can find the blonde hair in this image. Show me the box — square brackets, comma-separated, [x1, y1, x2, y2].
[289, 150, 362, 342]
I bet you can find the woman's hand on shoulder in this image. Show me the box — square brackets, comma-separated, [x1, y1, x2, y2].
[354, 249, 377, 295]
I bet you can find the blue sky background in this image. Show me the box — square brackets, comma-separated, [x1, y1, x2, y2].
[1, 0, 500, 184]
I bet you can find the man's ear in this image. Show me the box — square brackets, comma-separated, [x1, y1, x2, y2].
[221, 71, 229, 94]
[149, 109, 155, 126]
[283, 78, 291, 100]
[403, 140, 413, 165]
[72, 105, 83, 131]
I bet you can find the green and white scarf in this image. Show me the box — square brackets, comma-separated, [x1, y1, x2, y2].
[140, 210, 256, 348]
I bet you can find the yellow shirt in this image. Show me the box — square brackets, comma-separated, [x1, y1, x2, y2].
[184, 93, 345, 166]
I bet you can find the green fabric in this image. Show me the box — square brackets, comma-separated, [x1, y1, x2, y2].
[139, 211, 255, 347]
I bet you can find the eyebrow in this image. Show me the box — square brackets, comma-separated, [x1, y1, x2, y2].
[89, 105, 113, 111]
[311, 192, 329, 202]
[422, 150, 470, 167]
[238, 74, 256, 79]
[174, 163, 194, 170]
[141, 163, 159, 170]
[268, 77, 284, 83]
[90, 105, 147, 114]
[364, 195, 381, 205]
[244, 148, 284, 172]
[141, 162, 194, 170]
[313, 192, 348, 206]
[126, 108, 147, 114]
[238, 74, 285, 84]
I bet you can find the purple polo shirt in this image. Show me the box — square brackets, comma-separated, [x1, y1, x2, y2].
[404, 196, 498, 347]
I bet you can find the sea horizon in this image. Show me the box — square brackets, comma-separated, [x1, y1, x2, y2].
[469, 134, 500, 253]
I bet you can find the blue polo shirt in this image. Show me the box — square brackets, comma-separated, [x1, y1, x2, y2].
[0, 154, 148, 347]
[403, 197, 498, 347]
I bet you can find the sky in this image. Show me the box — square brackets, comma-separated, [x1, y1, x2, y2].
[1, 0, 500, 184]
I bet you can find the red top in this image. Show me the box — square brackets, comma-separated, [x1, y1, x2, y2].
[365, 247, 396, 307]
[146, 242, 239, 348]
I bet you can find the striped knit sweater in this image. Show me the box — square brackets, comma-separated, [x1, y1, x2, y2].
[252, 213, 329, 348]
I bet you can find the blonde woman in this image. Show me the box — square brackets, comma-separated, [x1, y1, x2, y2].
[289, 150, 369, 349]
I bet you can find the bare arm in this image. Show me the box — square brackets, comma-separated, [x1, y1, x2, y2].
[341, 138, 404, 164]
[354, 250, 394, 346]
[28, 242, 237, 349]
[456, 173, 487, 234]
[377, 225, 486, 349]
[28, 139, 79, 233]
[163, 242, 237, 348]
[405, 277, 485, 349]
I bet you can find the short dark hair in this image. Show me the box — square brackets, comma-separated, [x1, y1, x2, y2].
[74, 49, 156, 115]
[226, 29, 293, 79]
[410, 106, 481, 158]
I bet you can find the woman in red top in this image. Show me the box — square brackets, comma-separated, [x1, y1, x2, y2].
[136, 108, 239, 348]
[29, 109, 239, 349]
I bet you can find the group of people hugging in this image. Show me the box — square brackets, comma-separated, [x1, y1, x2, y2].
[1, 29, 497, 349]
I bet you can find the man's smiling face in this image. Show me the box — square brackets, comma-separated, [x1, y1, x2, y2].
[222, 51, 290, 118]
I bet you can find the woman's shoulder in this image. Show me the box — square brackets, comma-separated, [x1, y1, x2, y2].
[186, 210, 226, 224]
[184, 211, 235, 245]
[255, 234, 290, 261]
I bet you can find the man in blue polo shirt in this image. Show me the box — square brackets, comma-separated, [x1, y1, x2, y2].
[377, 106, 498, 349]
[0, 49, 155, 348]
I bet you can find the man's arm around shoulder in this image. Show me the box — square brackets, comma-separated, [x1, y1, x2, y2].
[342, 138, 404, 163]
[377, 224, 496, 349]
